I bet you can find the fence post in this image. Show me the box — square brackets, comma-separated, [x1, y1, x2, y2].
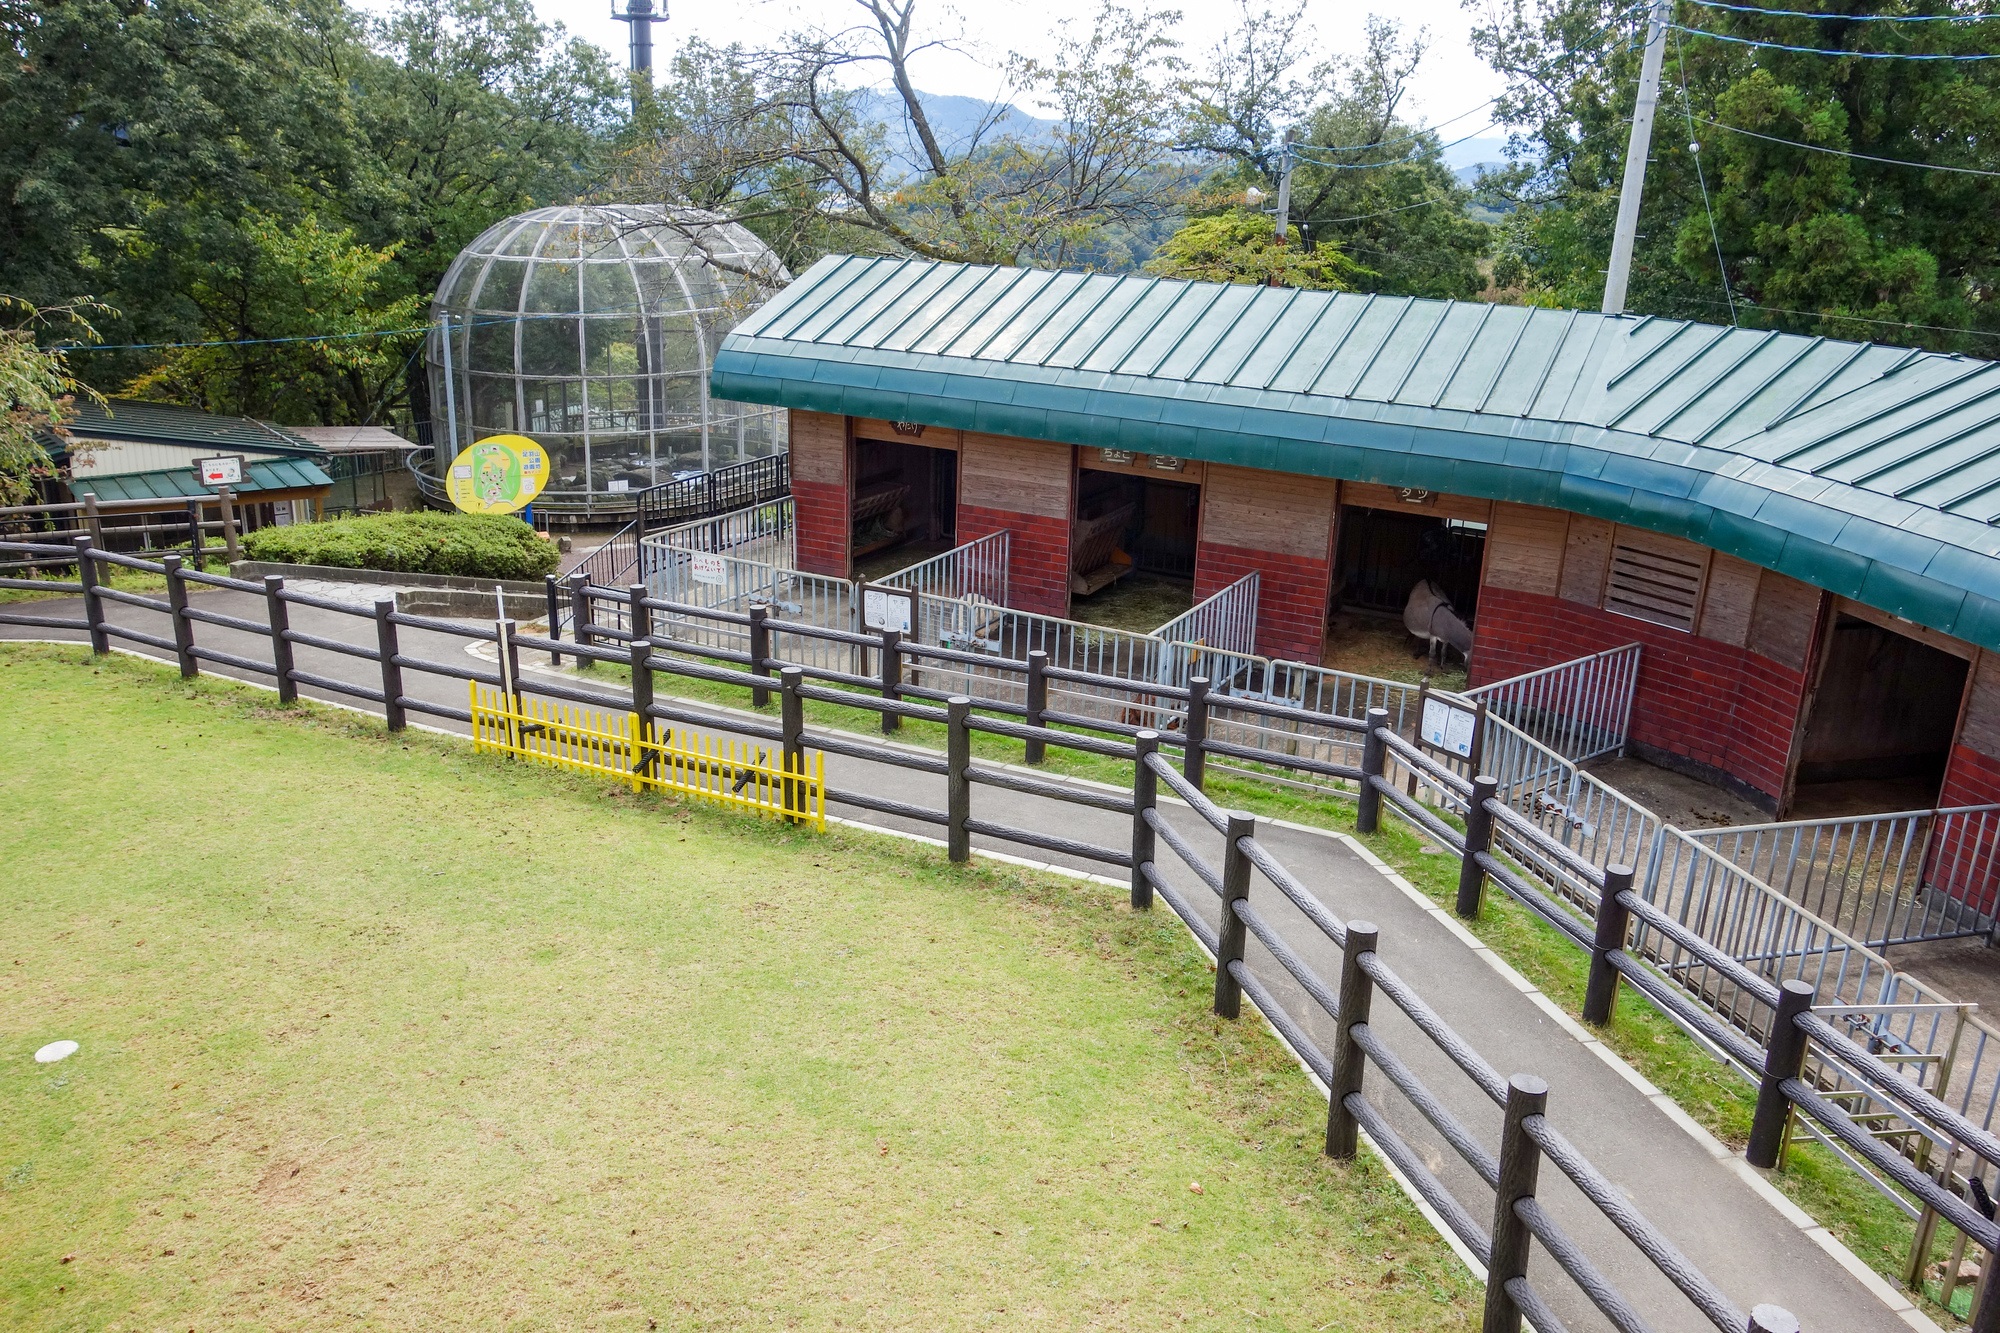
[1131, 730, 1160, 910]
[1025, 649, 1049, 764]
[1213, 812, 1255, 1020]
[879, 628, 902, 733]
[780, 666, 805, 823]
[1747, 979, 1816, 1169]
[1326, 920, 1379, 1160]
[82, 493, 105, 580]
[947, 695, 972, 863]
[216, 486, 240, 562]
[1356, 708, 1390, 834]
[629, 584, 656, 779]
[1184, 675, 1211, 791]
[1583, 865, 1636, 1026]
[186, 499, 204, 567]
[568, 572, 593, 668]
[163, 554, 196, 678]
[1747, 1305, 1802, 1333]
[72, 537, 109, 655]
[1409, 680, 1429, 799]
[749, 604, 772, 707]
[1468, 696, 1490, 776]
[374, 597, 406, 732]
[1483, 1074, 1550, 1333]
[544, 574, 563, 666]
[265, 575, 296, 703]
[1457, 775, 1499, 918]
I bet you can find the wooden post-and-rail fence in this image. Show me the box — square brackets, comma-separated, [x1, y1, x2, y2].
[30, 533, 2000, 1333]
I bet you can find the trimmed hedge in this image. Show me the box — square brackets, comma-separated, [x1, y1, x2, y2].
[241, 511, 561, 581]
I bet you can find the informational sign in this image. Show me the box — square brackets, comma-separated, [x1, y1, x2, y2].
[445, 434, 549, 516]
[194, 455, 243, 487]
[862, 584, 915, 634]
[1421, 695, 1479, 758]
[607, 478, 630, 493]
[690, 552, 727, 586]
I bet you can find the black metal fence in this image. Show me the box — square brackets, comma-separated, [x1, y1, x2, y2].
[14, 534, 1993, 1331]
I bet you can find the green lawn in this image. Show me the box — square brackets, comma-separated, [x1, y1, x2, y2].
[0, 644, 1475, 1331]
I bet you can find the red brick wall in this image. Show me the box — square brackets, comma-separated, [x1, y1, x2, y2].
[957, 431, 1074, 617]
[789, 410, 850, 577]
[1194, 542, 1331, 663]
[960, 504, 1071, 616]
[1193, 465, 1337, 661]
[1470, 585, 1810, 806]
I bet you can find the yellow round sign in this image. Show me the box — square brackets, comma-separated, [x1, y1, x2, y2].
[445, 435, 550, 515]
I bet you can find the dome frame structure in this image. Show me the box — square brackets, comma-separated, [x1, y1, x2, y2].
[427, 204, 789, 516]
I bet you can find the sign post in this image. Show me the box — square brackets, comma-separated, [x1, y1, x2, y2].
[194, 455, 244, 488]
[445, 434, 550, 516]
[861, 583, 915, 635]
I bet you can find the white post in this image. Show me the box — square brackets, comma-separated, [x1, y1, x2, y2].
[1602, 0, 1671, 316]
[1274, 136, 1296, 244]
[439, 314, 460, 469]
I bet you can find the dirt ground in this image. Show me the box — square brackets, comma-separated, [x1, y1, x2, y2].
[1320, 612, 1469, 692]
[1068, 572, 1193, 633]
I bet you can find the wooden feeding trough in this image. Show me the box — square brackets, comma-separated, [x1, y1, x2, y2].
[1070, 502, 1137, 596]
[850, 482, 912, 558]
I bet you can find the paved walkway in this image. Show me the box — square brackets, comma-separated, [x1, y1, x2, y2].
[4, 587, 1938, 1333]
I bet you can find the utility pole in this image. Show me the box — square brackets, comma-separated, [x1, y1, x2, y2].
[1274, 131, 1297, 244]
[1602, 0, 1671, 316]
[1267, 131, 1298, 288]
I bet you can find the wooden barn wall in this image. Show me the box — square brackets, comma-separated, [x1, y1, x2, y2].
[1469, 502, 1825, 809]
[1194, 465, 1338, 661]
[956, 430, 1075, 616]
[789, 409, 852, 577]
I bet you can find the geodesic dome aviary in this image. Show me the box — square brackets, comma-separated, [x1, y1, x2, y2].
[426, 205, 790, 513]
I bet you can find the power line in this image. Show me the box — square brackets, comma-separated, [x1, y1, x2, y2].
[1675, 29, 1737, 323]
[1680, 293, 2000, 340]
[1292, 122, 1502, 171]
[1686, 0, 2000, 20]
[1692, 113, 2000, 176]
[1670, 21, 2000, 54]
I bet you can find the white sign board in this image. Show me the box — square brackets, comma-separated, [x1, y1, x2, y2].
[1421, 696, 1478, 758]
[607, 477, 630, 493]
[195, 455, 243, 487]
[690, 552, 727, 586]
[862, 585, 914, 634]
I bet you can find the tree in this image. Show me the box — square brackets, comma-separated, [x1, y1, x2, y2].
[1178, 8, 1491, 299]
[616, 0, 1193, 270]
[121, 215, 423, 423]
[1473, 0, 2000, 348]
[1144, 210, 1363, 288]
[0, 299, 106, 506]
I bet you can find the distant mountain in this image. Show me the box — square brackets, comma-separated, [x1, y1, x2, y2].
[849, 89, 1061, 178]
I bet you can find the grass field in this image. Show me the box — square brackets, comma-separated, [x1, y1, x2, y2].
[0, 644, 1475, 1330]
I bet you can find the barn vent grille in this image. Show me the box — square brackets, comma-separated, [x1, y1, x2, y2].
[1604, 537, 1705, 631]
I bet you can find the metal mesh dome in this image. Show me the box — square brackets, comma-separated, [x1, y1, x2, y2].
[426, 204, 790, 513]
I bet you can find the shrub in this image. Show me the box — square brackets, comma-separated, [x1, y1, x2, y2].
[242, 511, 560, 580]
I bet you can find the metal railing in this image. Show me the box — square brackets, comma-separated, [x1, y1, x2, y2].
[647, 497, 796, 560]
[1151, 571, 1259, 658]
[1466, 642, 1642, 764]
[1688, 806, 2000, 950]
[1, 532, 1805, 1333]
[877, 531, 1010, 606]
[637, 450, 790, 531]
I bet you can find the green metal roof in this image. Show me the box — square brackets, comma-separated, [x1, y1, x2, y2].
[58, 399, 326, 458]
[77, 458, 334, 503]
[714, 254, 2000, 653]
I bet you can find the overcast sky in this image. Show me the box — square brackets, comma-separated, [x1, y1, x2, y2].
[523, 0, 1512, 145]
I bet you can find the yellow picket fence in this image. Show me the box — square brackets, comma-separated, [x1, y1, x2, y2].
[469, 683, 825, 828]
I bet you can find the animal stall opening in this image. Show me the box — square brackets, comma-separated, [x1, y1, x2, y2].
[850, 436, 957, 566]
[1071, 468, 1201, 598]
[1794, 612, 1972, 811]
[1333, 506, 1485, 623]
